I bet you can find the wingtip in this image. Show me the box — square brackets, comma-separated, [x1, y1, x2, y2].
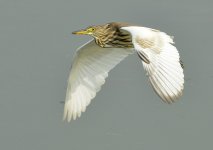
[161, 86, 184, 104]
[63, 100, 83, 122]
[63, 101, 72, 122]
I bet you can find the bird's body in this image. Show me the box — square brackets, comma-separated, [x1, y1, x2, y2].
[64, 22, 184, 122]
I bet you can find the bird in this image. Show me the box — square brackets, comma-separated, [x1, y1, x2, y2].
[63, 22, 184, 122]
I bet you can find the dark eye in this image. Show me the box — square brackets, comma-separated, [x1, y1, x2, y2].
[87, 27, 95, 32]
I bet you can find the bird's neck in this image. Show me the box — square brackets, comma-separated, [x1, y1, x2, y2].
[95, 38, 106, 48]
[95, 31, 133, 48]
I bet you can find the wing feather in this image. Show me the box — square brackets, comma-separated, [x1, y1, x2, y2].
[121, 26, 184, 103]
[64, 40, 133, 121]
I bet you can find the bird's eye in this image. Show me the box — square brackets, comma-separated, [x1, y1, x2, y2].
[87, 28, 95, 32]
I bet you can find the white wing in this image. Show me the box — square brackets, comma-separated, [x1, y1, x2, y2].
[121, 26, 184, 103]
[64, 40, 133, 122]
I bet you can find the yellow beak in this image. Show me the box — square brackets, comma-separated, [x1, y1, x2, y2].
[72, 29, 89, 35]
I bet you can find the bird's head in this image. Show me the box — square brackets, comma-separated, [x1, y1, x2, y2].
[72, 24, 115, 39]
[72, 22, 132, 48]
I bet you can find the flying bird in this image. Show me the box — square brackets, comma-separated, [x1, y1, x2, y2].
[63, 22, 184, 122]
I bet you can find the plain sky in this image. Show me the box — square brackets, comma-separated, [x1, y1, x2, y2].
[0, 0, 213, 149]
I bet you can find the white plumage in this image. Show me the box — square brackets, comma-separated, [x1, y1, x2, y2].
[64, 40, 133, 121]
[64, 26, 184, 122]
[121, 26, 184, 103]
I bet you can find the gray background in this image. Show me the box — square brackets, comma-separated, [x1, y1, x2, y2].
[0, 0, 212, 149]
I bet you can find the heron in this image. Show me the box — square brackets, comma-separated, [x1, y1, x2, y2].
[63, 22, 184, 122]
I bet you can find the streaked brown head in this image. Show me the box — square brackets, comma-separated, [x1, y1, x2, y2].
[72, 23, 111, 36]
[72, 22, 133, 48]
